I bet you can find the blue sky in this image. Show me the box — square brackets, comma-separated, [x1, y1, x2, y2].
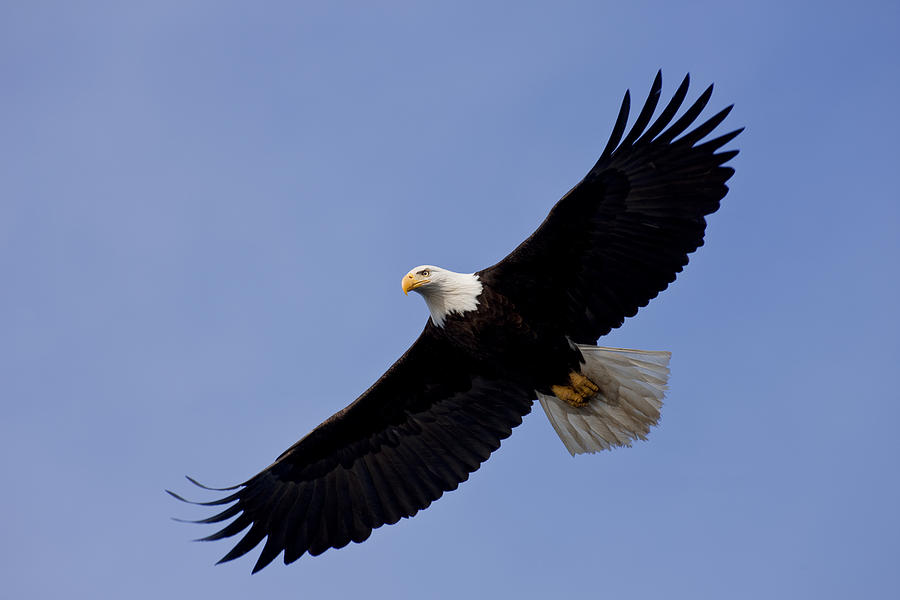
[2, 2, 898, 598]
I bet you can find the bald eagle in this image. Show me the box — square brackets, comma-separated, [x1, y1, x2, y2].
[170, 72, 741, 572]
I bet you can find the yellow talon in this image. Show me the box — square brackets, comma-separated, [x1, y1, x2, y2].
[569, 372, 599, 396]
[551, 384, 590, 407]
[551, 371, 599, 408]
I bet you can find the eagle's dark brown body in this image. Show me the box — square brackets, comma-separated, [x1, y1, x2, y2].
[432, 282, 583, 395]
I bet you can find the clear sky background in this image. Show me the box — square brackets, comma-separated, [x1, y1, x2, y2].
[2, 2, 898, 598]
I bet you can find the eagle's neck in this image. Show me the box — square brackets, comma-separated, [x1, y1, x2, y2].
[421, 271, 483, 327]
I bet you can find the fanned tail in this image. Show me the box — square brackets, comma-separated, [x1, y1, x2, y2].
[537, 345, 671, 455]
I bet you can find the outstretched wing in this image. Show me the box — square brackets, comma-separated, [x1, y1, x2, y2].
[170, 325, 534, 572]
[480, 72, 742, 344]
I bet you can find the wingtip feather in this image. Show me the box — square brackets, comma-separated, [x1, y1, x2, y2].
[638, 72, 691, 144]
[186, 475, 239, 491]
[656, 81, 715, 143]
[167, 486, 241, 506]
[597, 89, 631, 162]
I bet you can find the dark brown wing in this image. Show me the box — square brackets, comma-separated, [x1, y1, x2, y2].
[169, 324, 534, 572]
[479, 72, 742, 344]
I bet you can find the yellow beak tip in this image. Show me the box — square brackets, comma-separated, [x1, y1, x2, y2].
[402, 274, 425, 296]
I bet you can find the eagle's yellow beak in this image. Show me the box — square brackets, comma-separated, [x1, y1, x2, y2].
[402, 272, 429, 295]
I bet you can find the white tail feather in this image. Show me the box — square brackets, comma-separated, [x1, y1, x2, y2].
[537, 345, 671, 455]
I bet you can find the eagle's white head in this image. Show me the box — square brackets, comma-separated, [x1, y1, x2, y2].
[402, 265, 483, 327]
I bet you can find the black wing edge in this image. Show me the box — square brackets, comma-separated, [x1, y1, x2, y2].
[592, 70, 743, 174]
[168, 474, 300, 572]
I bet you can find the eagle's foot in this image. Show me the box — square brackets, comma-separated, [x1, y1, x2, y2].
[551, 372, 599, 408]
[569, 371, 599, 397]
[551, 384, 589, 407]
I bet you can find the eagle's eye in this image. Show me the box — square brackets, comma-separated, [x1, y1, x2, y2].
[421, 270, 430, 277]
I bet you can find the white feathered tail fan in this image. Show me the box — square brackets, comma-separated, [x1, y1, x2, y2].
[537, 345, 671, 455]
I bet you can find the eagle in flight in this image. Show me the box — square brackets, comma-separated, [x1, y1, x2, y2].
[170, 71, 741, 572]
